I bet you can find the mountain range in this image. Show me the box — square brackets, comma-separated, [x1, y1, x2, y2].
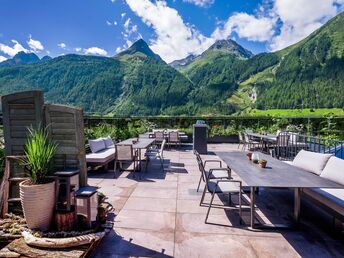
[0, 11, 343, 115]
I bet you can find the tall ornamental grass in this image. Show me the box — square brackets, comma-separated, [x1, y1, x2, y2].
[21, 126, 57, 184]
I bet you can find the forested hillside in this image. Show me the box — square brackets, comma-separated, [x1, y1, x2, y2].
[0, 11, 343, 115]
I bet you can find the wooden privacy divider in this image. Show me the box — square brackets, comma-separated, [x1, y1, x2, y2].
[44, 104, 87, 187]
[0, 90, 88, 216]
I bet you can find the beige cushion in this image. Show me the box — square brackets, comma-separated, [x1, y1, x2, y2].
[86, 148, 116, 163]
[320, 156, 344, 185]
[102, 136, 115, 148]
[89, 139, 106, 153]
[292, 150, 332, 175]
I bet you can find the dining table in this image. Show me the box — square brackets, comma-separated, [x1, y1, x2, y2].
[215, 151, 343, 229]
[116, 138, 155, 171]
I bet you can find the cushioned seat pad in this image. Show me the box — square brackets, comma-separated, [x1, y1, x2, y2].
[205, 169, 230, 179]
[207, 181, 240, 193]
[303, 188, 344, 216]
[86, 148, 116, 163]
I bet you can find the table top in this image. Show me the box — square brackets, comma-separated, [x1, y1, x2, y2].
[247, 132, 277, 141]
[215, 151, 343, 188]
[117, 138, 155, 149]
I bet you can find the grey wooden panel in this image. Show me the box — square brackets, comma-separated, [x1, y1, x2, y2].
[44, 104, 87, 186]
[1, 90, 44, 156]
[216, 151, 344, 188]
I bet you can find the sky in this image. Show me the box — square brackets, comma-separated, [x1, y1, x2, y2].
[0, 0, 344, 63]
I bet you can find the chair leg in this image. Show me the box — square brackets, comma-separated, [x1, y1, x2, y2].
[200, 185, 207, 206]
[205, 191, 215, 223]
[197, 175, 202, 192]
[239, 191, 242, 224]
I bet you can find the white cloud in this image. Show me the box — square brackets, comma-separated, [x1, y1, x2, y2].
[27, 35, 44, 52]
[75, 47, 82, 52]
[84, 47, 108, 56]
[121, 13, 126, 18]
[106, 20, 112, 26]
[212, 12, 275, 42]
[0, 40, 28, 57]
[0, 56, 7, 62]
[114, 21, 118, 25]
[57, 42, 67, 49]
[270, 0, 342, 50]
[183, 0, 214, 7]
[111, 0, 116, 2]
[126, 0, 215, 62]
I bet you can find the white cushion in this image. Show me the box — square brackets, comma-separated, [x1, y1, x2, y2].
[320, 156, 344, 185]
[86, 148, 116, 163]
[292, 150, 332, 175]
[303, 188, 344, 215]
[89, 139, 106, 153]
[103, 136, 115, 148]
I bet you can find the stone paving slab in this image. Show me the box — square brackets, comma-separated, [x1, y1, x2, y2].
[91, 144, 344, 258]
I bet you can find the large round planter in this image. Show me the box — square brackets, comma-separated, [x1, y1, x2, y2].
[19, 180, 56, 231]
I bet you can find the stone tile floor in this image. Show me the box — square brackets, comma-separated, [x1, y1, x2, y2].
[90, 144, 344, 258]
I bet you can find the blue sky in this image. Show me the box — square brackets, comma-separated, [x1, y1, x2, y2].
[0, 0, 343, 63]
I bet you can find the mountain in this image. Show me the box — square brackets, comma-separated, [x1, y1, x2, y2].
[41, 55, 52, 61]
[0, 11, 344, 116]
[0, 40, 192, 115]
[169, 54, 197, 68]
[234, 11, 344, 112]
[0, 51, 40, 67]
[115, 39, 162, 62]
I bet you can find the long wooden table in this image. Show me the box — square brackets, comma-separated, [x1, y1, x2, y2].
[215, 151, 343, 228]
[116, 138, 155, 171]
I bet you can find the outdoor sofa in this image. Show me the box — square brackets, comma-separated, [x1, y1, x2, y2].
[86, 137, 116, 170]
[285, 150, 344, 231]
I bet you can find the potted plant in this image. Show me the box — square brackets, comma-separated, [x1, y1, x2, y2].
[19, 126, 57, 231]
[258, 159, 267, 168]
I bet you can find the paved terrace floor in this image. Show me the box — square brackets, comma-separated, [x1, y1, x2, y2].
[89, 144, 344, 258]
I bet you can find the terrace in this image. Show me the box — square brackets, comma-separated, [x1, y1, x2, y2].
[89, 143, 344, 257]
[0, 91, 343, 257]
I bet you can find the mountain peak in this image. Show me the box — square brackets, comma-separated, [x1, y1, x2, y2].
[0, 51, 40, 67]
[205, 39, 253, 58]
[116, 39, 162, 61]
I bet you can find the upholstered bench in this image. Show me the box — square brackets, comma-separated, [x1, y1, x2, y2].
[86, 137, 116, 170]
[286, 150, 344, 231]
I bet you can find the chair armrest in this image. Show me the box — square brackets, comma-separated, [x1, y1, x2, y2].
[204, 160, 222, 168]
[215, 179, 242, 191]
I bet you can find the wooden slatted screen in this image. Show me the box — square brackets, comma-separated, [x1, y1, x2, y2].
[44, 104, 87, 187]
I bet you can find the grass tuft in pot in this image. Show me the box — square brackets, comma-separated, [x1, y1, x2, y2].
[20, 126, 57, 184]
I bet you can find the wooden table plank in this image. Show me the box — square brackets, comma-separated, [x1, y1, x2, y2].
[117, 138, 155, 149]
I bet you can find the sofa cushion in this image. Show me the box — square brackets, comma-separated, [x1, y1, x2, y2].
[89, 139, 106, 153]
[86, 148, 116, 163]
[292, 150, 332, 175]
[103, 136, 115, 148]
[303, 188, 344, 216]
[320, 156, 344, 185]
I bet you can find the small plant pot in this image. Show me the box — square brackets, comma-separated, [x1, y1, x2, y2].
[259, 160, 267, 168]
[246, 153, 253, 160]
[20, 179, 56, 231]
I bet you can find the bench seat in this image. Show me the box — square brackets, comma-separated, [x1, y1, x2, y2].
[303, 188, 344, 220]
[86, 147, 116, 164]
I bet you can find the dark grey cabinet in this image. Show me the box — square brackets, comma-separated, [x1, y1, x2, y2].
[193, 124, 208, 154]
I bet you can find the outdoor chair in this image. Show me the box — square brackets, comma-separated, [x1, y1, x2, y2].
[154, 131, 165, 146]
[197, 161, 243, 224]
[274, 132, 290, 159]
[145, 139, 166, 171]
[194, 150, 231, 192]
[115, 144, 138, 175]
[168, 131, 180, 148]
[243, 132, 261, 151]
[238, 132, 244, 150]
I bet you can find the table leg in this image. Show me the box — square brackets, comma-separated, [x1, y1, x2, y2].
[250, 186, 256, 228]
[138, 148, 142, 171]
[294, 188, 301, 224]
